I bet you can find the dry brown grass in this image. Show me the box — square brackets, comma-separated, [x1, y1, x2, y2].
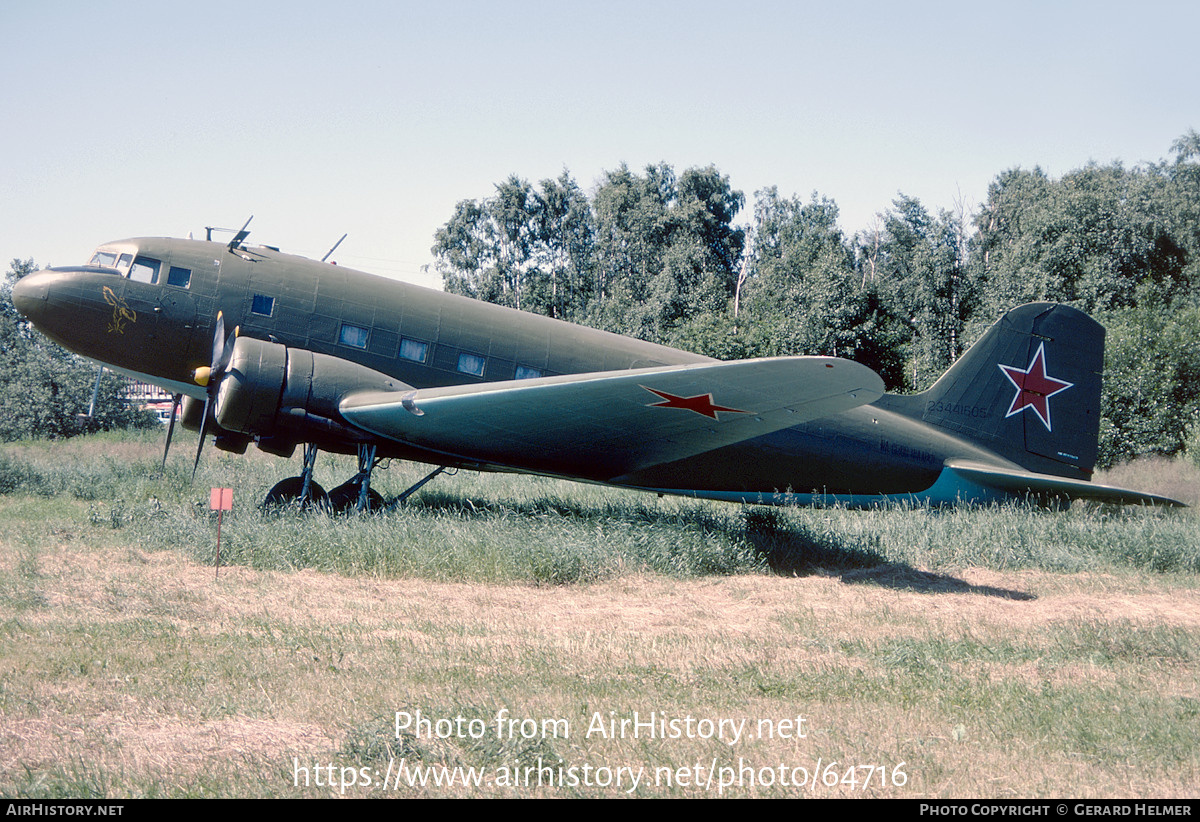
[1095, 456, 1200, 508]
[3, 526, 1197, 798]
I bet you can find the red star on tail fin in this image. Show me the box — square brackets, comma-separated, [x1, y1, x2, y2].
[998, 343, 1073, 431]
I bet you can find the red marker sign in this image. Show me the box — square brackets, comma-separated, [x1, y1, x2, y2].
[210, 487, 233, 511]
[210, 488, 233, 578]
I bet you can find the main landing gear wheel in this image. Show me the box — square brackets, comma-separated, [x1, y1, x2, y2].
[326, 479, 385, 514]
[262, 477, 330, 511]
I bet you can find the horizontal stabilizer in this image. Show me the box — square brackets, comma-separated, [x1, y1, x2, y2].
[945, 460, 1186, 507]
[341, 357, 884, 480]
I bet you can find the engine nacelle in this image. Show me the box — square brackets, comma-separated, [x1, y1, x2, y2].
[179, 395, 252, 454]
[213, 336, 410, 451]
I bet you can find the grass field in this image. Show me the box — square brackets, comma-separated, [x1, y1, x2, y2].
[1, 431, 1197, 797]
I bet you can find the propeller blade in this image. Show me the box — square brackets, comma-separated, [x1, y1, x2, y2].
[161, 393, 181, 472]
[191, 312, 242, 481]
[87, 366, 104, 417]
[192, 312, 229, 481]
[192, 396, 210, 481]
[215, 326, 238, 375]
[211, 311, 226, 368]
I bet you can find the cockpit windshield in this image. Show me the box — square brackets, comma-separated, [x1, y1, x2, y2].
[87, 248, 134, 274]
[84, 245, 191, 289]
[89, 250, 118, 268]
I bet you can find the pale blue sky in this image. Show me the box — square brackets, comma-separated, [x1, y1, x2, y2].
[3, 0, 1195, 288]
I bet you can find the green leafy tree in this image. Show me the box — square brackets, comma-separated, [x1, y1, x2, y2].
[1097, 305, 1200, 466]
[741, 188, 907, 387]
[434, 175, 541, 312]
[434, 171, 594, 321]
[869, 195, 973, 389]
[431, 133, 1200, 468]
[534, 171, 595, 321]
[973, 161, 1191, 318]
[0, 259, 153, 440]
[588, 162, 681, 341]
[587, 162, 745, 344]
[1163, 129, 1200, 301]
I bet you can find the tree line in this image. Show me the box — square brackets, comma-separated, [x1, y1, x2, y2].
[433, 131, 1200, 468]
[3, 132, 1197, 469]
[0, 259, 153, 440]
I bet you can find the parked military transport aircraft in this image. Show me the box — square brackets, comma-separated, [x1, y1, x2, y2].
[11, 226, 1182, 511]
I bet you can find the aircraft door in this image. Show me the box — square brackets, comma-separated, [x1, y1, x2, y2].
[160, 256, 219, 367]
[156, 287, 197, 336]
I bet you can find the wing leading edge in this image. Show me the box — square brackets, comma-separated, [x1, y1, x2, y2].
[339, 357, 885, 481]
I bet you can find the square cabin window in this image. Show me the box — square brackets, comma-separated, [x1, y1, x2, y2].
[515, 365, 543, 380]
[250, 294, 274, 316]
[339, 323, 369, 349]
[167, 266, 192, 288]
[399, 337, 428, 363]
[457, 352, 486, 377]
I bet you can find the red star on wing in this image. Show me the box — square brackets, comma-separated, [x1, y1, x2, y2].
[641, 386, 749, 420]
[997, 342, 1073, 431]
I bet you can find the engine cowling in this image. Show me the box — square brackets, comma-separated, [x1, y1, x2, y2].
[179, 395, 251, 453]
[212, 336, 410, 453]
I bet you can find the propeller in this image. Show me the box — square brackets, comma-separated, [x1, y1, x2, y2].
[160, 393, 182, 473]
[191, 311, 238, 480]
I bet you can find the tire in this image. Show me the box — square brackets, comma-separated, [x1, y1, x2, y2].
[262, 477, 330, 512]
[326, 479, 385, 514]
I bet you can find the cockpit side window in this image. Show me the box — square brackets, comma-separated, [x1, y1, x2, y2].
[129, 256, 161, 284]
[117, 253, 133, 273]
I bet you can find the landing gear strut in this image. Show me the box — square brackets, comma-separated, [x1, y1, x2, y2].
[395, 465, 448, 505]
[327, 444, 385, 513]
[260, 442, 450, 512]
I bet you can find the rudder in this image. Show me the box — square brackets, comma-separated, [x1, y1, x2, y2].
[906, 303, 1104, 480]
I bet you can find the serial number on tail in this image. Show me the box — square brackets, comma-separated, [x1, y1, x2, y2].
[925, 401, 990, 419]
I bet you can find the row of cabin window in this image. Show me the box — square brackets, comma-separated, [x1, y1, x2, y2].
[91, 252, 193, 289]
[246, 290, 544, 380]
[141, 259, 192, 288]
[336, 322, 542, 380]
[83, 259, 540, 382]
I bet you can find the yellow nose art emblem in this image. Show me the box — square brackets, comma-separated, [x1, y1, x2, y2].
[102, 286, 136, 334]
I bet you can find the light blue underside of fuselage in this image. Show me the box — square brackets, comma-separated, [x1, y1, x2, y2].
[85, 358, 207, 400]
[639, 464, 1008, 508]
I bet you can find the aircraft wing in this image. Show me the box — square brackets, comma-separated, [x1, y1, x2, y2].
[340, 357, 884, 480]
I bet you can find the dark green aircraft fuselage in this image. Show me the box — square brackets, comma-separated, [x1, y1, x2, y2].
[16, 235, 1140, 506]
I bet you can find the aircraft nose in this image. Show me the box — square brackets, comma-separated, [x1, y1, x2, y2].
[10, 270, 50, 319]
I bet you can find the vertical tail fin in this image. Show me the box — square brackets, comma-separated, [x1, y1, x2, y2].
[909, 303, 1104, 480]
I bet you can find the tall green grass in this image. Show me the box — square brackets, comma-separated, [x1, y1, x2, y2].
[1, 431, 1197, 584]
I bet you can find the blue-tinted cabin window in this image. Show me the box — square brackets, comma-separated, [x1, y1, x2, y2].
[457, 352, 486, 377]
[251, 294, 274, 316]
[167, 266, 192, 288]
[399, 337, 428, 363]
[129, 256, 161, 284]
[515, 365, 543, 380]
[339, 323, 369, 349]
